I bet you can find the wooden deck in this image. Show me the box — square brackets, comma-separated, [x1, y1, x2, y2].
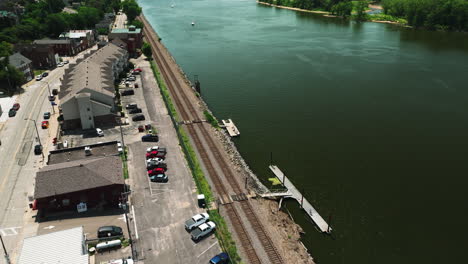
[221, 119, 240, 137]
[269, 165, 332, 233]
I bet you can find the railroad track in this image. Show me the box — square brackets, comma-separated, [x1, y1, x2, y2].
[140, 16, 283, 264]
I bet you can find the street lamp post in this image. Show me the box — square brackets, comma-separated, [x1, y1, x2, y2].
[0, 234, 10, 264]
[25, 118, 44, 159]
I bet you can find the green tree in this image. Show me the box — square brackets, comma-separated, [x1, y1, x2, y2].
[78, 6, 101, 28]
[122, 0, 142, 22]
[141, 42, 152, 59]
[331, 1, 353, 17]
[45, 0, 66, 13]
[128, 19, 144, 29]
[0, 41, 13, 57]
[355, 1, 369, 21]
[45, 13, 68, 37]
[112, 0, 121, 14]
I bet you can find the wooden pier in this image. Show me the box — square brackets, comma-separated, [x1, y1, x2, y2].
[221, 119, 240, 137]
[269, 165, 332, 233]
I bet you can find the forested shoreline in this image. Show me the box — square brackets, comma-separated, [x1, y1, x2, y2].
[259, 0, 468, 31]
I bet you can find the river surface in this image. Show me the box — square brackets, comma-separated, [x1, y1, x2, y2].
[138, 0, 468, 263]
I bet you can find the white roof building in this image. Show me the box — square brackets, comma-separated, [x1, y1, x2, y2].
[17, 226, 89, 264]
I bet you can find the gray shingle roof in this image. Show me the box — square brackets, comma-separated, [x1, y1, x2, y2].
[59, 43, 127, 104]
[34, 39, 71, 45]
[8, 52, 31, 68]
[34, 156, 124, 199]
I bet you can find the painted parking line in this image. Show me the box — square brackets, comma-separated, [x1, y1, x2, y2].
[197, 241, 218, 258]
[132, 205, 139, 240]
[0, 227, 21, 236]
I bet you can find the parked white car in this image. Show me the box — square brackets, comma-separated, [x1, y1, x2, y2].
[146, 157, 164, 164]
[191, 221, 216, 241]
[35, 75, 43, 81]
[96, 128, 104, 137]
[185, 213, 209, 231]
[146, 146, 159, 153]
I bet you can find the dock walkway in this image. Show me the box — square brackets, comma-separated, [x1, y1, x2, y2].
[221, 119, 240, 137]
[269, 165, 331, 233]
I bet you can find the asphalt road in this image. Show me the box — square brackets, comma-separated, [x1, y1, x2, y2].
[0, 49, 98, 263]
[0, 66, 67, 263]
[125, 57, 221, 264]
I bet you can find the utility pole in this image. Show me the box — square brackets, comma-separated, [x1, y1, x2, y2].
[25, 118, 44, 159]
[4, 66, 12, 96]
[0, 234, 10, 264]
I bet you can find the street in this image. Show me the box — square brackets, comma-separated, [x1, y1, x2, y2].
[0, 49, 97, 263]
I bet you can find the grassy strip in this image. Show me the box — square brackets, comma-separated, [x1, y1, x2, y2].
[203, 110, 220, 129]
[150, 61, 241, 263]
[209, 210, 243, 263]
[368, 13, 407, 24]
[121, 153, 129, 179]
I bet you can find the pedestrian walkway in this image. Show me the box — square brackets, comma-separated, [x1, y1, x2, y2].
[269, 165, 332, 233]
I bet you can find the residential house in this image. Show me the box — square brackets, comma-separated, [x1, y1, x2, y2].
[17, 227, 89, 264]
[8, 52, 33, 81]
[60, 29, 96, 51]
[108, 26, 143, 57]
[59, 42, 128, 130]
[34, 154, 124, 212]
[33, 39, 80, 57]
[15, 43, 58, 69]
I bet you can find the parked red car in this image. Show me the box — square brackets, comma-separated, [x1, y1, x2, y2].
[133, 68, 142, 72]
[41, 121, 49, 129]
[148, 168, 165, 176]
[146, 150, 158, 159]
[12, 103, 20, 111]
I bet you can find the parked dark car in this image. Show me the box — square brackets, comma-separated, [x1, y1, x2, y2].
[41, 72, 48, 77]
[48, 95, 56, 101]
[52, 88, 58, 95]
[121, 89, 134, 96]
[8, 109, 16, 117]
[97, 226, 123, 238]
[210, 253, 229, 264]
[132, 114, 145, 121]
[150, 173, 168, 182]
[34, 144, 42, 155]
[147, 162, 167, 170]
[12, 103, 20, 111]
[43, 112, 51, 119]
[142, 134, 158, 142]
[129, 108, 142, 114]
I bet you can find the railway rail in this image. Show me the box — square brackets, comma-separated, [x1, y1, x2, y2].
[140, 15, 283, 264]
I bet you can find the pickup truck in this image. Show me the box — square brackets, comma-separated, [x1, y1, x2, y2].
[191, 221, 216, 242]
[185, 213, 209, 231]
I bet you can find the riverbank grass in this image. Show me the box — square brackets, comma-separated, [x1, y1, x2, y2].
[150, 60, 242, 263]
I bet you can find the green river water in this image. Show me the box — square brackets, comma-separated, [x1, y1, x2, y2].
[138, 0, 468, 263]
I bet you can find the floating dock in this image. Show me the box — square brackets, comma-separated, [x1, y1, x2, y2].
[221, 119, 240, 137]
[269, 165, 332, 233]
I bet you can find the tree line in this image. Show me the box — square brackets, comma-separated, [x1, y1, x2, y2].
[382, 0, 468, 31]
[260, 0, 468, 31]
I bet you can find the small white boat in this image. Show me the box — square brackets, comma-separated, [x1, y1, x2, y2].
[171, 4, 174, 8]
[191, 21, 195, 26]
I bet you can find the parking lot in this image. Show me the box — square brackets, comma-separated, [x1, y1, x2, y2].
[58, 59, 222, 263]
[124, 57, 222, 263]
